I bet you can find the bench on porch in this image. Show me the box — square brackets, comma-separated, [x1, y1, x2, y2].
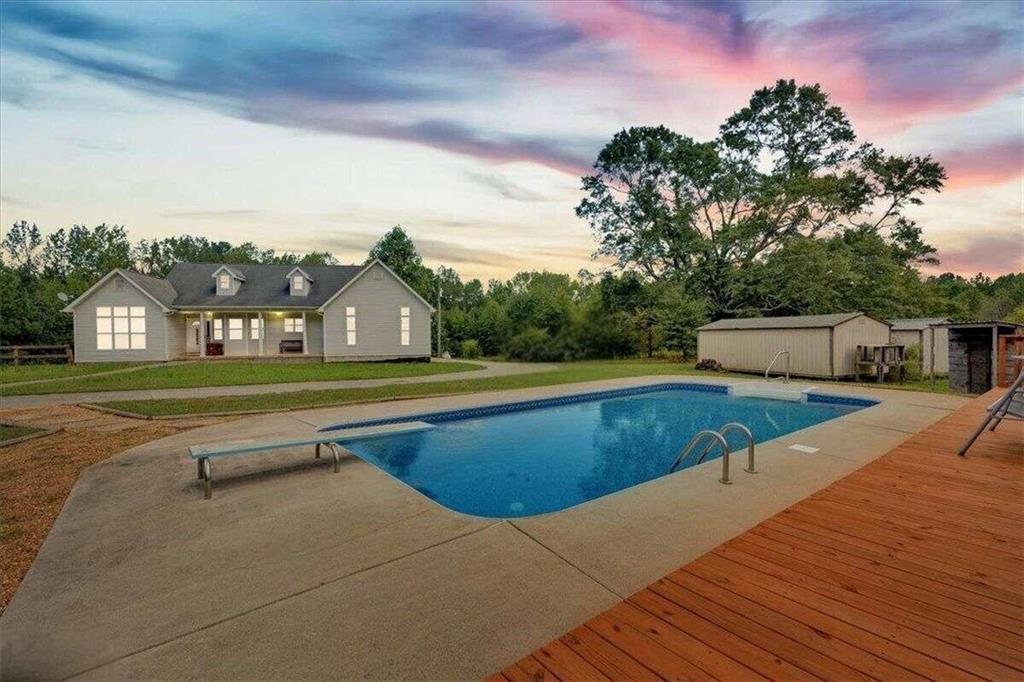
[279, 339, 304, 354]
[187, 422, 434, 499]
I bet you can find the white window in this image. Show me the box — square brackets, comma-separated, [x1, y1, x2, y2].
[284, 317, 304, 333]
[212, 318, 223, 341]
[400, 306, 410, 346]
[346, 306, 356, 345]
[228, 318, 243, 340]
[219, 274, 230, 290]
[97, 305, 146, 350]
[292, 275, 304, 291]
[250, 317, 263, 340]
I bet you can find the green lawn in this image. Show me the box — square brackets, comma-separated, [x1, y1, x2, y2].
[94, 360, 956, 418]
[0, 424, 45, 443]
[93, 360, 728, 416]
[0, 362, 140, 385]
[3, 360, 485, 396]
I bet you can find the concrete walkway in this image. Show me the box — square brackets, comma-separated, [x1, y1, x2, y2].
[0, 377, 967, 680]
[0, 360, 555, 409]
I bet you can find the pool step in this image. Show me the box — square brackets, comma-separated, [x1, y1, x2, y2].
[728, 382, 817, 402]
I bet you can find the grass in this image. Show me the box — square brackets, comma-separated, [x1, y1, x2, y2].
[0, 424, 45, 443]
[95, 360, 958, 418]
[0, 362, 140, 385]
[3, 360, 485, 395]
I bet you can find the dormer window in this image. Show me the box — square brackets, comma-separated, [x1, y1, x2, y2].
[287, 268, 312, 297]
[212, 265, 245, 296]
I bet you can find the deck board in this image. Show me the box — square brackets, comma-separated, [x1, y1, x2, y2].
[494, 390, 1024, 680]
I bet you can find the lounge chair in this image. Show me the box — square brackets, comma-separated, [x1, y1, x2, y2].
[957, 368, 1024, 456]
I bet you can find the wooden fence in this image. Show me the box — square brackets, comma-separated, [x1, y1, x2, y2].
[0, 345, 74, 365]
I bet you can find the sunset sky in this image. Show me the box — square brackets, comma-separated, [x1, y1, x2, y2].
[1, 0, 1021, 281]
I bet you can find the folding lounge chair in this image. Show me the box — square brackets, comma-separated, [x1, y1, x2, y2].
[958, 367, 1024, 456]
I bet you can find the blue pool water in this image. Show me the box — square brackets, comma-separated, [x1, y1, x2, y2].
[331, 385, 873, 518]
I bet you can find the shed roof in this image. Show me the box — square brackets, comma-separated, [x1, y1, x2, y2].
[943, 321, 1024, 331]
[165, 262, 364, 308]
[890, 317, 952, 331]
[698, 312, 869, 331]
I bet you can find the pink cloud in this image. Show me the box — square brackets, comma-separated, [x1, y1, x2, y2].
[941, 138, 1024, 191]
[544, 1, 1020, 136]
[926, 230, 1024, 277]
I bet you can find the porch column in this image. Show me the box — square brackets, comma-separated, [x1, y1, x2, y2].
[258, 312, 264, 356]
[302, 311, 308, 354]
[199, 311, 207, 357]
[245, 313, 250, 356]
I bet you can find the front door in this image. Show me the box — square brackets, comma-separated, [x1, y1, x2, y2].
[185, 315, 201, 355]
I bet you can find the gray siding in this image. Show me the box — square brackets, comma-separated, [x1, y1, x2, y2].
[72, 273, 172, 363]
[322, 262, 431, 360]
[165, 313, 187, 359]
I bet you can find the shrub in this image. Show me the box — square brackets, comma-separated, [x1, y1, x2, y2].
[505, 327, 565, 362]
[459, 339, 482, 359]
[695, 358, 723, 372]
[887, 342, 922, 382]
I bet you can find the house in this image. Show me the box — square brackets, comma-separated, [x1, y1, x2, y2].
[889, 317, 951, 375]
[63, 260, 434, 363]
[697, 312, 891, 379]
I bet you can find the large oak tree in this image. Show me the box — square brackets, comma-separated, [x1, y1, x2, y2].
[576, 80, 946, 318]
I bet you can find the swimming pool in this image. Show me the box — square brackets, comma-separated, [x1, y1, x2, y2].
[325, 384, 875, 518]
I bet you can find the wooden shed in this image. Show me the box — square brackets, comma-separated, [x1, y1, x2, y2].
[697, 312, 891, 379]
[890, 317, 951, 375]
[946, 321, 1024, 394]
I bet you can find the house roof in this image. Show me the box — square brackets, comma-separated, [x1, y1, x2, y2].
[62, 268, 177, 312]
[890, 317, 952, 331]
[165, 262, 364, 308]
[698, 312, 870, 331]
[120, 269, 179, 308]
[211, 265, 246, 281]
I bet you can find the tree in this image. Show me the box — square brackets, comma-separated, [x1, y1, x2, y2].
[577, 80, 946, 318]
[1, 220, 42, 273]
[366, 225, 434, 299]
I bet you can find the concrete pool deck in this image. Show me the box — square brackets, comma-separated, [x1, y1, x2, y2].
[0, 376, 968, 680]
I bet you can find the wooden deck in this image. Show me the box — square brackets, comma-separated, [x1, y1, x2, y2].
[491, 390, 1024, 681]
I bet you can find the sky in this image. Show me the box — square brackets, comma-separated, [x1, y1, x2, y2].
[0, 0, 1021, 282]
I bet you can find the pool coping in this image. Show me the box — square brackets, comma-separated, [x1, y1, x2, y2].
[321, 380, 878, 433]
[0, 375, 970, 680]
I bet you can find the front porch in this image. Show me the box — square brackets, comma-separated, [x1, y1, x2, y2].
[178, 310, 323, 359]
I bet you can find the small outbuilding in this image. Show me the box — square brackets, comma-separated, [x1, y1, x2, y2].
[946, 321, 1024, 394]
[890, 317, 951, 375]
[697, 312, 891, 379]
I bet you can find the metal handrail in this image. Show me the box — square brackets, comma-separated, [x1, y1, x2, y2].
[718, 422, 756, 474]
[765, 350, 790, 382]
[669, 430, 733, 484]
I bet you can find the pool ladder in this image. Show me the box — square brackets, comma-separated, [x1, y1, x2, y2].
[765, 350, 790, 383]
[669, 423, 756, 485]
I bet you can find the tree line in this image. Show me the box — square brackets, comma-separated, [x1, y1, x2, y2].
[2, 80, 1021, 355]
